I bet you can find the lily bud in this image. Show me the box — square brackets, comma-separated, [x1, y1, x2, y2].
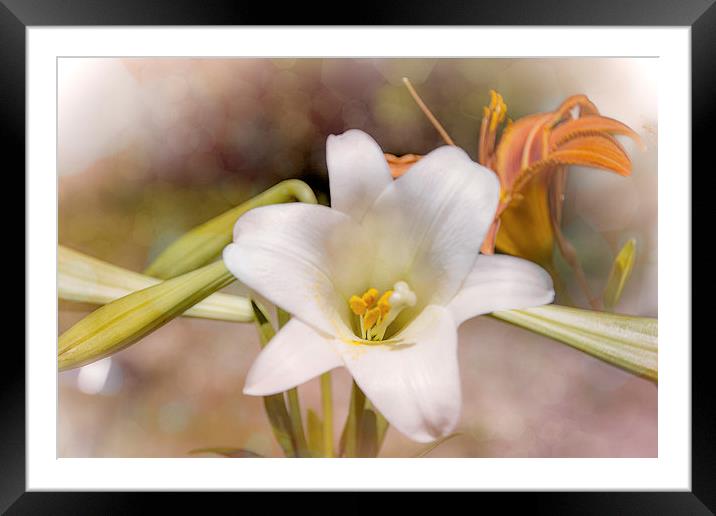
[58, 260, 236, 371]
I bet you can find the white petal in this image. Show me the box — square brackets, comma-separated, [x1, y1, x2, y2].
[326, 129, 393, 223]
[335, 305, 461, 443]
[223, 202, 367, 337]
[362, 145, 500, 306]
[244, 318, 342, 395]
[448, 253, 555, 325]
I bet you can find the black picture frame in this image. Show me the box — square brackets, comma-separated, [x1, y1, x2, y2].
[6, 0, 707, 511]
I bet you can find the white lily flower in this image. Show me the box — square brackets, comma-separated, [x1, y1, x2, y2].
[223, 129, 554, 443]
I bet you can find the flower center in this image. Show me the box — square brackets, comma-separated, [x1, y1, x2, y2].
[348, 281, 417, 341]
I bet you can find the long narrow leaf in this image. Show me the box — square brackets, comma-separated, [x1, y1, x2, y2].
[144, 179, 317, 279]
[490, 304, 657, 382]
[306, 409, 324, 458]
[250, 300, 297, 458]
[59, 246, 252, 322]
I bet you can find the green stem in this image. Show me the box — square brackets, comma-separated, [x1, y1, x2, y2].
[286, 389, 308, 457]
[277, 308, 308, 457]
[251, 300, 297, 458]
[370, 402, 390, 454]
[320, 372, 334, 458]
[344, 381, 366, 457]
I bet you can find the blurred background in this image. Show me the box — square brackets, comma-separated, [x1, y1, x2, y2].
[58, 58, 657, 458]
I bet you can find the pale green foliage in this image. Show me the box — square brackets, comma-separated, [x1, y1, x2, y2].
[58, 260, 235, 371]
[490, 304, 657, 382]
[59, 246, 252, 322]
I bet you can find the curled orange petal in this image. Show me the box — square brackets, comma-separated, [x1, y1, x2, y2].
[555, 135, 633, 175]
[549, 115, 644, 149]
[548, 94, 600, 126]
[511, 134, 632, 193]
[494, 113, 551, 188]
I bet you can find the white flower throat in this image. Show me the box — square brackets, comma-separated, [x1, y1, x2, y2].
[348, 281, 417, 341]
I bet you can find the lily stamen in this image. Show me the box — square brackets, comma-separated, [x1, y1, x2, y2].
[349, 281, 416, 342]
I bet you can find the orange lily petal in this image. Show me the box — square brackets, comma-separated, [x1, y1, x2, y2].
[385, 153, 422, 179]
[494, 113, 551, 188]
[553, 135, 633, 175]
[549, 115, 644, 149]
[512, 134, 632, 193]
[548, 94, 600, 126]
[494, 173, 556, 268]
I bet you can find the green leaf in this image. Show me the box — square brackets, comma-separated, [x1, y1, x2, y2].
[59, 246, 253, 323]
[144, 179, 317, 279]
[490, 304, 657, 382]
[189, 447, 264, 458]
[357, 409, 378, 458]
[603, 238, 637, 311]
[250, 300, 297, 458]
[340, 381, 366, 457]
[365, 400, 389, 452]
[306, 409, 324, 458]
[58, 260, 236, 371]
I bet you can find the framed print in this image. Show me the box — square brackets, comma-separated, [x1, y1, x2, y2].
[5, 0, 709, 511]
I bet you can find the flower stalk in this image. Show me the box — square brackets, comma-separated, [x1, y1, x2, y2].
[277, 308, 309, 457]
[320, 372, 334, 458]
[250, 300, 298, 458]
[342, 381, 367, 457]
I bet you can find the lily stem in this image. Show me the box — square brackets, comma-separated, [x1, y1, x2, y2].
[286, 388, 308, 457]
[344, 381, 366, 457]
[320, 372, 334, 458]
[277, 308, 309, 457]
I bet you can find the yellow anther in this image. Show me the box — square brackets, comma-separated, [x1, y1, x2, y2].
[361, 288, 378, 308]
[349, 295, 367, 316]
[377, 290, 393, 317]
[364, 307, 381, 330]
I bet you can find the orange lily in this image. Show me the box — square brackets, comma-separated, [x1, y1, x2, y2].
[389, 82, 643, 307]
[477, 91, 643, 269]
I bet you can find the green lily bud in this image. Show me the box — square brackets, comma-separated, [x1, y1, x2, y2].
[59, 260, 235, 371]
[144, 179, 317, 279]
[603, 238, 637, 311]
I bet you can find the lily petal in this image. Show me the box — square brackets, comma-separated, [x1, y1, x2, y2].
[244, 318, 342, 395]
[224, 203, 367, 337]
[448, 254, 554, 325]
[327, 129, 393, 223]
[363, 146, 500, 306]
[336, 305, 461, 443]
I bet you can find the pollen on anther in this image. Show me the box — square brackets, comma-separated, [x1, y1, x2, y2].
[377, 290, 393, 317]
[349, 295, 367, 316]
[364, 307, 381, 330]
[361, 288, 378, 307]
